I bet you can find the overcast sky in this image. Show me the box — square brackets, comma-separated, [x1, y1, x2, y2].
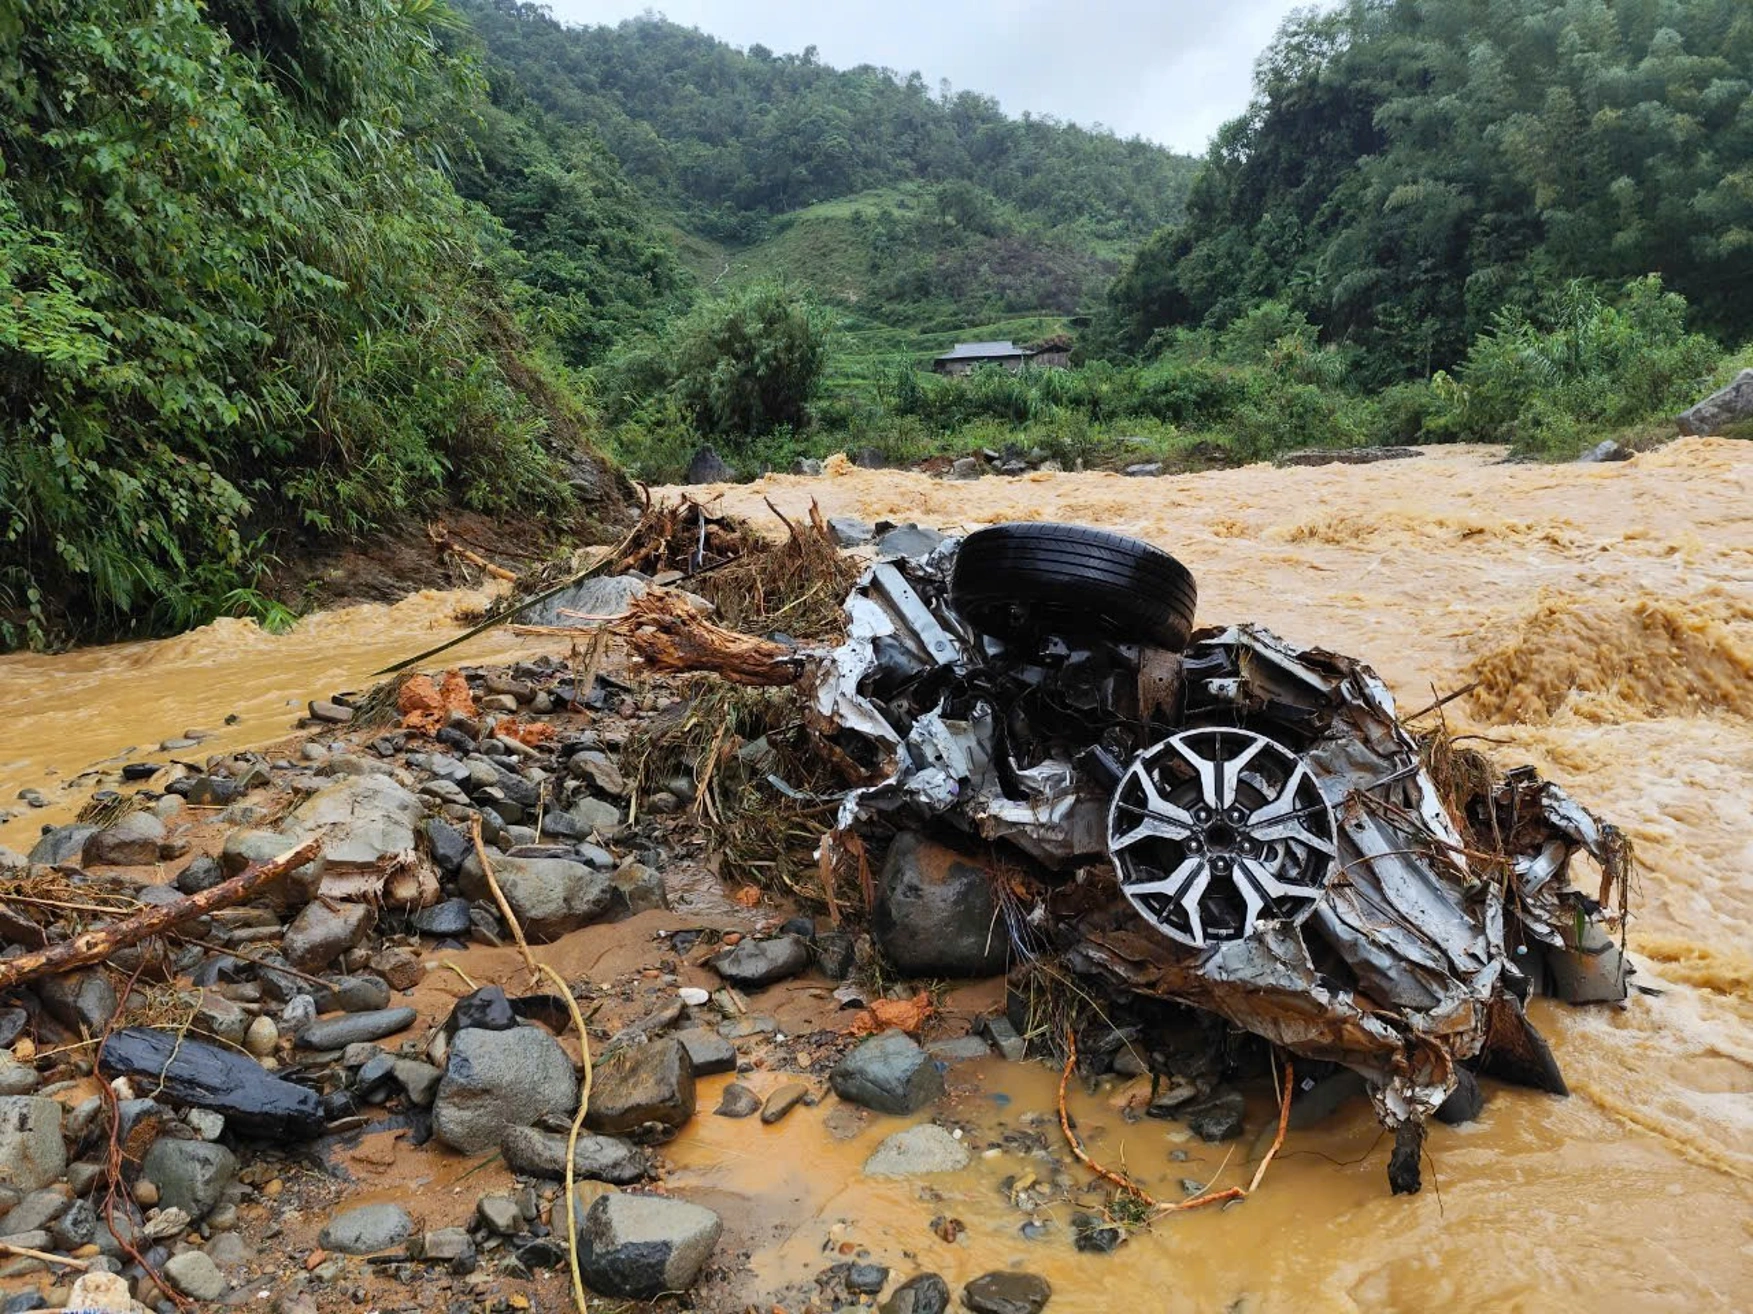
[536, 0, 1319, 155]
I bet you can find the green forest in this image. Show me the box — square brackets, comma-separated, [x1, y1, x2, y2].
[1, 0, 1748, 647]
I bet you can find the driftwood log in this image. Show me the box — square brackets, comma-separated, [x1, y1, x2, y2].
[614, 589, 804, 686]
[0, 837, 322, 992]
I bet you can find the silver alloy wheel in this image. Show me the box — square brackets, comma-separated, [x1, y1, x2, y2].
[1108, 727, 1337, 947]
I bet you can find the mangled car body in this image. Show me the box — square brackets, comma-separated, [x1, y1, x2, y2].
[799, 522, 1631, 1191]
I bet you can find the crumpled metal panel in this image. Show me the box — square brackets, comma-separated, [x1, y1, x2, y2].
[804, 537, 1627, 1134]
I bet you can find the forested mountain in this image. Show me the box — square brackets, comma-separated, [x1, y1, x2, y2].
[1096, 0, 1752, 380]
[454, 0, 1200, 247]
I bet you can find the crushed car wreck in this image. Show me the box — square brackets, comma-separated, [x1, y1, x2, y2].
[621, 518, 1634, 1194]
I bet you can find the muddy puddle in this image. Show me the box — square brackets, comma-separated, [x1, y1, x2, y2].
[1, 440, 1748, 1310]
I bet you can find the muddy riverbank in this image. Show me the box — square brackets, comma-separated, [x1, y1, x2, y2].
[0, 441, 1747, 1312]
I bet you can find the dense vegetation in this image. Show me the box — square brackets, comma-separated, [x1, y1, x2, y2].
[0, 0, 627, 647]
[1095, 0, 1752, 381]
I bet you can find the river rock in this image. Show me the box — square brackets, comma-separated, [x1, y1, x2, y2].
[280, 773, 423, 870]
[872, 833, 1008, 978]
[458, 852, 612, 939]
[281, 900, 374, 971]
[26, 823, 96, 866]
[706, 935, 811, 988]
[476, 1194, 523, 1236]
[683, 445, 735, 485]
[962, 1271, 1052, 1314]
[141, 1140, 236, 1221]
[676, 1028, 735, 1076]
[82, 811, 165, 866]
[568, 796, 624, 838]
[828, 517, 875, 547]
[863, 1123, 970, 1176]
[876, 523, 945, 559]
[1677, 368, 1752, 435]
[830, 1031, 943, 1115]
[161, 1251, 226, 1301]
[609, 861, 668, 915]
[97, 1028, 324, 1137]
[312, 975, 392, 1013]
[296, 1008, 415, 1050]
[884, 1273, 951, 1314]
[433, 1026, 580, 1154]
[576, 1193, 722, 1299]
[412, 895, 472, 937]
[175, 855, 224, 894]
[2, 1188, 69, 1233]
[1182, 1087, 1245, 1142]
[445, 985, 517, 1034]
[319, 1202, 414, 1255]
[585, 1037, 695, 1134]
[714, 1083, 761, 1118]
[244, 1015, 279, 1058]
[40, 969, 118, 1035]
[760, 1082, 810, 1125]
[219, 828, 289, 877]
[0, 1098, 65, 1192]
[500, 1127, 649, 1183]
[0, 1057, 38, 1096]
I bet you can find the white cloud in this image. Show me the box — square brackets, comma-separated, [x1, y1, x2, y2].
[533, 0, 1317, 154]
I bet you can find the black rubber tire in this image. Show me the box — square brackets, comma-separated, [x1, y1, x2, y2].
[949, 522, 1198, 650]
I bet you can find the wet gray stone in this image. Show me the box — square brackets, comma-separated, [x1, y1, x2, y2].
[295, 1007, 416, 1051]
[281, 901, 374, 971]
[319, 1203, 414, 1255]
[706, 935, 811, 988]
[1182, 1088, 1246, 1142]
[961, 1271, 1052, 1314]
[876, 523, 945, 559]
[863, 1124, 970, 1177]
[714, 1084, 761, 1118]
[163, 1250, 226, 1301]
[830, 1031, 943, 1115]
[576, 1193, 721, 1299]
[676, 1028, 735, 1077]
[26, 824, 97, 867]
[433, 1026, 579, 1154]
[458, 852, 612, 939]
[0, 1098, 65, 1192]
[412, 896, 471, 937]
[499, 1127, 648, 1184]
[142, 1139, 236, 1221]
[40, 970, 118, 1035]
[883, 1273, 950, 1314]
[175, 855, 225, 894]
[1677, 367, 1752, 435]
[82, 811, 165, 866]
[311, 975, 392, 1014]
[873, 833, 1008, 978]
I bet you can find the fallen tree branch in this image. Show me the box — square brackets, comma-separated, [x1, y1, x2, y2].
[0, 1243, 89, 1270]
[0, 838, 322, 993]
[613, 590, 804, 687]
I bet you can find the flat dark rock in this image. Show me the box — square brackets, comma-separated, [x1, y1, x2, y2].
[296, 1007, 417, 1051]
[98, 1028, 324, 1138]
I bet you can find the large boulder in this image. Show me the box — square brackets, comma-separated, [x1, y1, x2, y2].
[585, 1038, 696, 1135]
[82, 812, 166, 866]
[279, 774, 429, 905]
[0, 1097, 66, 1192]
[500, 1127, 649, 1183]
[319, 1203, 415, 1255]
[26, 824, 96, 867]
[433, 1026, 580, 1154]
[458, 852, 612, 940]
[576, 1193, 721, 1299]
[830, 1031, 943, 1115]
[280, 900, 374, 971]
[1677, 368, 1753, 435]
[872, 833, 1008, 978]
[683, 445, 735, 485]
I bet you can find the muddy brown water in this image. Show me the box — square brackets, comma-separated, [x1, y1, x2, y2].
[0, 441, 1748, 1310]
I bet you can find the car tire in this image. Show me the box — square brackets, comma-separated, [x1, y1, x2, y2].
[949, 522, 1198, 650]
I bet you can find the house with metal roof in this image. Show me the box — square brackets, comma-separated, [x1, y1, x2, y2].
[931, 340, 1067, 375]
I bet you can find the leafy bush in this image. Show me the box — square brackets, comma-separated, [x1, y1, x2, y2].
[1427, 277, 1724, 453]
[0, 0, 573, 647]
[670, 283, 832, 439]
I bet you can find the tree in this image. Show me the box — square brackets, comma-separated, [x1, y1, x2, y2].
[670, 283, 831, 438]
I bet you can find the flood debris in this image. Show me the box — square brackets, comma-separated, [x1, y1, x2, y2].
[637, 519, 1634, 1193]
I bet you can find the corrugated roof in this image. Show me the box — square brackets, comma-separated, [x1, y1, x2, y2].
[935, 340, 1028, 360]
